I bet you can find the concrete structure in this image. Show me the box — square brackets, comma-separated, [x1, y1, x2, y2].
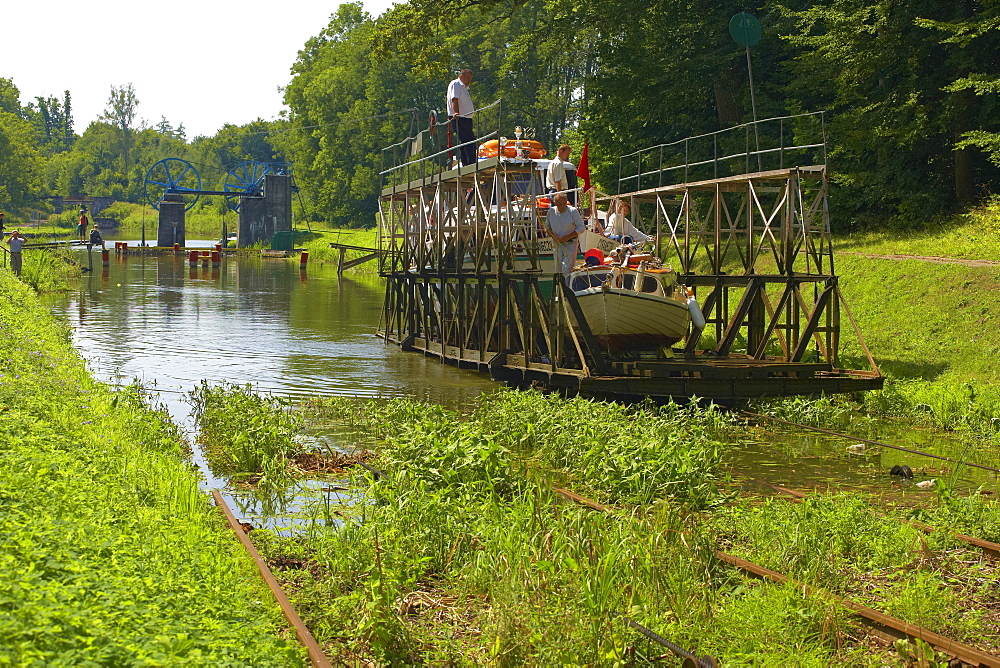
[157, 194, 186, 247]
[238, 174, 292, 247]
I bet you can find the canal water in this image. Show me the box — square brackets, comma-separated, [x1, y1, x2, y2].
[48, 245, 497, 413]
[46, 243, 997, 528]
[46, 243, 499, 529]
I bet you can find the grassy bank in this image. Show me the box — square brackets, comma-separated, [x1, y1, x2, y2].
[233, 392, 1000, 665]
[827, 199, 1000, 437]
[0, 269, 304, 664]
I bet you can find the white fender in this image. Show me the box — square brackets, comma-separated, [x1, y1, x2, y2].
[687, 294, 706, 331]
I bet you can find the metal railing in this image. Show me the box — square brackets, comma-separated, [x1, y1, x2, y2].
[617, 112, 827, 193]
[379, 99, 504, 189]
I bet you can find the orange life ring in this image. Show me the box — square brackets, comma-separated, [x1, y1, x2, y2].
[477, 139, 547, 160]
[535, 196, 551, 209]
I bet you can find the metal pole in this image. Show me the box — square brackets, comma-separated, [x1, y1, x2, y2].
[745, 42, 762, 172]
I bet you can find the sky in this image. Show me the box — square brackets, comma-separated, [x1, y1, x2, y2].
[4, 0, 396, 139]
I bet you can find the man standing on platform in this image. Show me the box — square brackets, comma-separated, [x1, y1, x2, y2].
[545, 193, 585, 282]
[77, 208, 89, 242]
[547, 144, 572, 196]
[447, 69, 476, 166]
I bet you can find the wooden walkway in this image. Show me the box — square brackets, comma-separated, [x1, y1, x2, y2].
[328, 243, 379, 274]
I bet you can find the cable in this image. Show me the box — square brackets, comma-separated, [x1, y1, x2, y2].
[741, 410, 1000, 474]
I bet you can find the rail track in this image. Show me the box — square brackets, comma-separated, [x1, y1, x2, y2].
[554, 486, 1000, 668]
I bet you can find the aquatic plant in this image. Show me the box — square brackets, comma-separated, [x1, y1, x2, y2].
[188, 380, 302, 484]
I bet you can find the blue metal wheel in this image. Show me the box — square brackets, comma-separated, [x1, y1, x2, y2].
[144, 158, 201, 211]
[224, 161, 274, 212]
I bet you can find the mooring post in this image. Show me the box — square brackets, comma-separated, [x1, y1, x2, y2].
[337, 246, 346, 275]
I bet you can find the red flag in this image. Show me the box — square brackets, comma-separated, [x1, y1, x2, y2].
[578, 141, 591, 193]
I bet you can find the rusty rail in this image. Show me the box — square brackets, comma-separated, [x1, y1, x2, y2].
[714, 551, 1000, 667]
[739, 472, 1000, 560]
[553, 485, 1000, 667]
[211, 490, 332, 667]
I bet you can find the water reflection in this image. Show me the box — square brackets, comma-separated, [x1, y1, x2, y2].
[50, 249, 497, 418]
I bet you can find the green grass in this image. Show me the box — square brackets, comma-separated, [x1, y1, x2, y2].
[838, 194, 1000, 261]
[0, 271, 304, 664]
[251, 390, 1000, 665]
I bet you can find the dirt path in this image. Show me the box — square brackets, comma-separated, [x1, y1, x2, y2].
[838, 252, 1000, 268]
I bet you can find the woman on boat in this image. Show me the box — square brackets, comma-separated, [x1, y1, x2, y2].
[604, 200, 651, 242]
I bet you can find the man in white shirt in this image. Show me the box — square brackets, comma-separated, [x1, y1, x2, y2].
[545, 193, 585, 280]
[8, 230, 26, 276]
[446, 69, 476, 166]
[546, 144, 572, 197]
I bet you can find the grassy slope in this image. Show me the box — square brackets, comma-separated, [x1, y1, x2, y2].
[835, 196, 1000, 384]
[0, 271, 304, 665]
[839, 196, 1000, 261]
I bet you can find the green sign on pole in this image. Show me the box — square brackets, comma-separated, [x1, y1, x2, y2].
[729, 12, 762, 48]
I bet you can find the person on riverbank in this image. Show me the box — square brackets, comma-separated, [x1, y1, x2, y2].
[8, 230, 26, 276]
[447, 69, 476, 167]
[77, 209, 89, 242]
[545, 193, 585, 281]
[89, 225, 104, 248]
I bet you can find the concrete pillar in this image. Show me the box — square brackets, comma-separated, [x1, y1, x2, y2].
[265, 174, 292, 234]
[235, 174, 292, 247]
[238, 197, 267, 247]
[157, 194, 186, 247]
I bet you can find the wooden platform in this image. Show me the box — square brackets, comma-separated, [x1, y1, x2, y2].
[390, 333, 883, 401]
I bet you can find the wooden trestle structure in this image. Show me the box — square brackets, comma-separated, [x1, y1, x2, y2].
[378, 115, 883, 401]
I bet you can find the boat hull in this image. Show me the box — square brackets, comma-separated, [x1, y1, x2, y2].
[575, 288, 691, 352]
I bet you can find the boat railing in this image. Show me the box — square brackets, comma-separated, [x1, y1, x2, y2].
[379, 98, 503, 189]
[616, 111, 827, 193]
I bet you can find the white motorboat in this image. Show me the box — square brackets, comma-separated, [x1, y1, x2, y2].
[569, 247, 703, 353]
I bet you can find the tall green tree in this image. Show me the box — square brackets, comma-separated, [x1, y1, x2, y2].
[101, 83, 142, 189]
[25, 91, 75, 154]
[916, 4, 1000, 180]
[276, 3, 437, 225]
[779, 0, 1000, 222]
[0, 111, 44, 211]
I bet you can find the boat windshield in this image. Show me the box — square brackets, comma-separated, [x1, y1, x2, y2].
[571, 270, 610, 291]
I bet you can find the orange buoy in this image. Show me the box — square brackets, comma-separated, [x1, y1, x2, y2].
[478, 139, 547, 160]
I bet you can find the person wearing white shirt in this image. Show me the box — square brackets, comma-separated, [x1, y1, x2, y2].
[7, 230, 26, 276]
[446, 69, 476, 166]
[545, 193, 585, 280]
[604, 201, 650, 242]
[546, 144, 572, 194]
